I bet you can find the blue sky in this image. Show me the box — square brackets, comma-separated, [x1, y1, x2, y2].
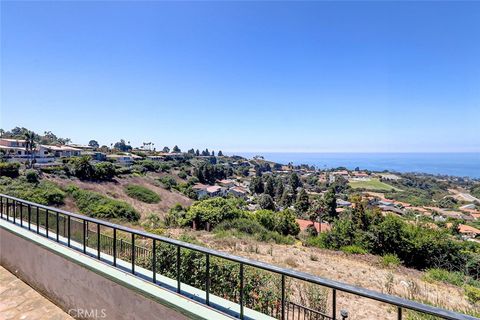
[1, 1, 479, 153]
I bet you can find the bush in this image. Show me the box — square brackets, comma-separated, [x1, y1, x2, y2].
[0, 177, 65, 205]
[158, 175, 177, 190]
[341, 245, 368, 255]
[215, 218, 295, 245]
[25, 169, 39, 183]
[185, 197, 246, 230]
[94, 162, 116, 181]
[464, 285, 480, 304]
[0, 162, 20, 178]
[124, 184, 160, 203]
[66, 185, 140, 221]
[381, 254, 401, 267]
[423, 268, 467, 287]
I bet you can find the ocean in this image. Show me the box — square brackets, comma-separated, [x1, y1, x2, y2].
[232, 153, 480, 179]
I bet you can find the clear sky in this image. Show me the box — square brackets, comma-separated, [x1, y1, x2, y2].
[1, 1, 479, 153]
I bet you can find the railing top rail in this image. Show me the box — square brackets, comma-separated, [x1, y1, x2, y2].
[0, 193, 476, 320]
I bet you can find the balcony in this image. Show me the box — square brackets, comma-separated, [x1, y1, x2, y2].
[0, 194, 476, 320]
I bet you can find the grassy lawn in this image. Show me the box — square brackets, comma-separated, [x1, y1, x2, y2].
[349, 179, 401, 191]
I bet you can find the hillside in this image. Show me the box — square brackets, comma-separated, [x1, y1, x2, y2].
[47, 173, 193, 219]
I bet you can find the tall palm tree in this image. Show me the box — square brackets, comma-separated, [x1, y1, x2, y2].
[24, 131, 36, 168]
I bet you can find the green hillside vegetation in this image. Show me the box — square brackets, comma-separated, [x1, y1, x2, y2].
[349, 178, 400, 191]
[0, 176, 65, 206]
[124, 184, 161, 203]
[66, 185, 140, 221]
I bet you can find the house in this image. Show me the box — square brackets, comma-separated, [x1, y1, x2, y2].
[206, 185, 224, 197]
[379, 205, 405, 215]
[192, 184, 209, 198]
[228, 186, 248, 198]
[336, 199, 352, 207]
[296, 219, 331, 233]
[351, 172, 370, 181]
[107, 154, 134, 165]
[378, 200, 395, 207]
[217, 179, 236, 188]
[82, 151, 107, 161]
[0, 139, 54, 163]
[66, 143, 94, 151]
[42, 145, 82, 158]
[0, 139, 28, 158]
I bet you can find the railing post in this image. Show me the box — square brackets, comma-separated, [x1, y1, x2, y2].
[152, 239, 156, 283]
[240, 263, 244, 319]
[83, 220, 86, 254]
[176, 246, 181, 293]
[67, 215, 71, 247]
[205, 253, 210, 305]
[131, 233, 135, 274]
[0, 196, 3, 219]
[56, 211, 60, 242]
[332, 289, 337, 320]
[45, 209, 49, 238]
[19, 202, 23, 227]
[397, 307, 402, 320]
[113, 228, 117, 267]
[6, 199, 9, 221]
[97, 223, 101, 260]
[28, 205, 31, 230]
[13, 200, 16, 224]
[281, 274, 285, 320]
[36, 206, 39, 234]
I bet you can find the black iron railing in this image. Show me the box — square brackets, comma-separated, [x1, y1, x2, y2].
[0, 194, 477, 320]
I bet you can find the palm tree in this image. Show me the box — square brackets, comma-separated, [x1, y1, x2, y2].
[0, 129, 4, 138]
[24, 131, 36, 168]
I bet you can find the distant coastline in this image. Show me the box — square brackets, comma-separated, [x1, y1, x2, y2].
[231, 152, 480, 179]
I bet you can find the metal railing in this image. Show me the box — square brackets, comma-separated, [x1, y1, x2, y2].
[0, 193, 477, 320]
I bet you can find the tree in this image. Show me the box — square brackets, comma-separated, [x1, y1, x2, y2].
[264, 176, 275, 197]
[351, 194, 368, 230]
[71, 156, 95, 180]
[195, 149, 200, 156]
[289, 173, 301, 192]
[323, 187, 338, 221]
[295, 188, 310, 214]
[162, 146, 170, 153]
[250, 176, 264, 194]
[258, 194, 275, 210]
[172, 145, 181, 153]
[88, 140, 100, 148]
[113, 139, 132, 152]
[24, 131, 36, 167]
[280, 187, 294, 207]
[217, 150, 223, 156]
[187, 148, 195, 155]
[211, 150, 215, 156]
[274, 178, 284, 201]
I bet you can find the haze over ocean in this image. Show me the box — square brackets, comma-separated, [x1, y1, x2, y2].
[233, 153, 480, 178]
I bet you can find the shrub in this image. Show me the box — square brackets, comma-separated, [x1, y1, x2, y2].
[423, 268, 466, 287]
[0, 178, 65, 205]
[124, 184, 160, 203]
[464, 285, 480, 304]
[94, 162, 116, 181]
[66, 185, 139, 221]
[158, 175, 177, 190]
[25, 169, 39, 183]
[70, 156, 95, 180]
[381, 254, 401, 267]
[0, 162, 20, 178]
[185, 197, 246, 230]
[341, 245, 368, 255]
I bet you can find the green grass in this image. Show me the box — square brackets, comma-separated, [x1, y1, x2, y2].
[349, 178, 401, 191]
[124, 184, 161, 203]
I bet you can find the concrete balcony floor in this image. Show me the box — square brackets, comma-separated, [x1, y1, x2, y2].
[0, 266, 74, 320]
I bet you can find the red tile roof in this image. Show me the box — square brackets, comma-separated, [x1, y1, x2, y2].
[296, 219, 331, 233]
